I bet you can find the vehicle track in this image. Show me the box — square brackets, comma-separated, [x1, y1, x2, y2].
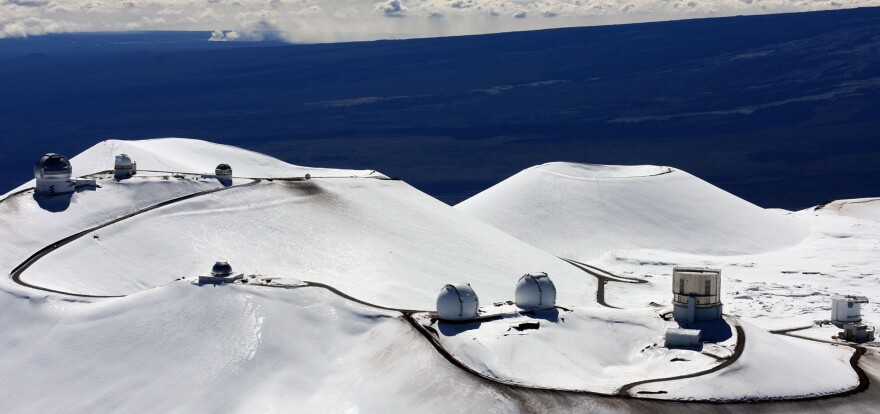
[560, 257, 646, 308]
[9, 177, 261, 298]
[616, 315, 745, 396]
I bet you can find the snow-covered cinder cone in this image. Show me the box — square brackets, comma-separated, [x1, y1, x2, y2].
[672, 267, 723, 325]
[515, 272, 556, 310]
[114, 154, 136, 179]
[198, 261, 243, 285]
[437, 283, 479, 320]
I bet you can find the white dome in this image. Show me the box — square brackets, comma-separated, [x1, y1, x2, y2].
[515, 272, 556, 310]
[34, 153, 72, 181]
[436, 283, 479, 320]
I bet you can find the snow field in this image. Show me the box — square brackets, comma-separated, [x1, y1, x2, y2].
[417, 306, 731, 394]
[629, 320, 859, 400]
[0, 282, 524, 413]
[21, 177, 598, 308]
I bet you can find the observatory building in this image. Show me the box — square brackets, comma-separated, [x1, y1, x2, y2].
[672, 267, 723, 325]
[437, 283, 480, 321]
[830, 295, 869, 326]
[198, 261, 243, 285]
[840, 322, 875, 343]
[515, 272, 557, 310]
[114, 154, 137, 179]
[34, 153, 96, 195]
[215, 164, 232, 176]
[665, 328, 701, 349]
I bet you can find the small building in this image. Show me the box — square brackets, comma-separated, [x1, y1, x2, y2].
[437, 283, 480, 321]
[34, 153, 96, 195]
[672, 267, 723, 325]
[841, 322, 875, 343]
[515, 272, 557, 310]
[831, 295, 869, 326]
[215, 164, 232, 176]
[665, 328, 702, 348]
[198, 261, 243, 285]
[114, 154, 137, 178]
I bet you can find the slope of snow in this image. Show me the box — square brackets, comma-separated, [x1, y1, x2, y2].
[629, 320, 858, 400]
[813, 198, 880, 221]
[416, 306, 733, 394]
[13, 170, 597, 309]
[456, 162, 879, 331]
[0, 175, 236, 274]
[2, 138, 378, 197]
[601, 211, 880, 329]
[455, 162, 810, 261]
[0, 282, 521, 413]
[1, 140, 871, 409]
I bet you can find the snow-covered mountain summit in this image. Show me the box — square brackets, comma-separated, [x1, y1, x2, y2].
[0, 143, 874, 412]
[456, 161, 810, 261]
[2, 138, 597, 306]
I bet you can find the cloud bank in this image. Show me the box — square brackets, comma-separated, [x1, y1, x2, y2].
[1, 0, 877, 42]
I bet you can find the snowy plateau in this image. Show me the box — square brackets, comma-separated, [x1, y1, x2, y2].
[1, 138, 878, 413]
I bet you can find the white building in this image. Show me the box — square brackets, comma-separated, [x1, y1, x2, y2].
[515, 272, 557, 310]
[437, 283, 480, 321]
[198, 261, 243, 285]
[831, 295, 869, 326]
[114, 154, 137, 179]
[672, 266, 723, 325]
[665, 328, 701, 348]
[34, 153, 95, 195]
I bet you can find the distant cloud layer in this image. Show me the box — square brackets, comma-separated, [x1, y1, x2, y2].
[1, 0, 877, 42]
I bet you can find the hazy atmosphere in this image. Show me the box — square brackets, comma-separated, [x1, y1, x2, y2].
[3, 0, 879, 41]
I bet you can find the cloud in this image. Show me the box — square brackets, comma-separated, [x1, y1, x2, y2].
[375, 0, 406, 16]
[0, 0, 876, 41]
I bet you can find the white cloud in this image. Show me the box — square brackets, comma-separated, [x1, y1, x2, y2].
[375, 0, 406, 16]
[0, 0, 877, 41]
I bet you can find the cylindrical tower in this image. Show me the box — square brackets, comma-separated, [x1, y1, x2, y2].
[672, 267, 722, 324]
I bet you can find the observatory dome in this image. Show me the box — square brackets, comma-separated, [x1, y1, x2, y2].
[211, 261, 234, 277]
[436, 283, 480, 320]
[515, 272, 557, 310]
[115, 154, 134, 168]
[215, 164, 232, 176]
[34, 153, 72, 181]
[114, 154, 136, 178]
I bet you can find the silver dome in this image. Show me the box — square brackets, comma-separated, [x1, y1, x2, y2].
[215, 164, 232, 176]
[34, 153, 72, 180]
